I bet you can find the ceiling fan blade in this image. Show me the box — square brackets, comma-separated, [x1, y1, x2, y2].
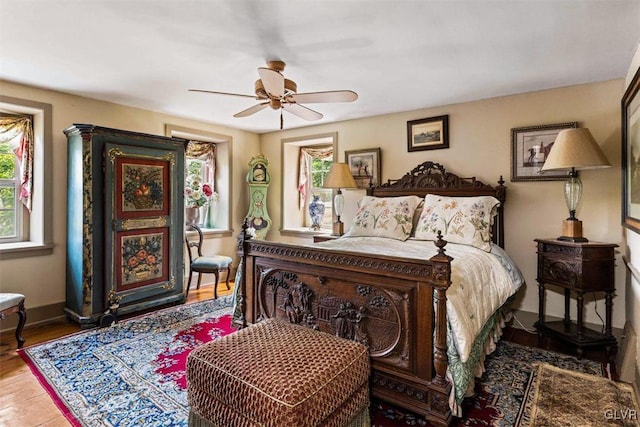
[287, 90, 358, 104]
[234, 102, 269, 118]
[189, 89, 259, 99]
[282, 103, 323, 121]
[258, 67, 284, 98]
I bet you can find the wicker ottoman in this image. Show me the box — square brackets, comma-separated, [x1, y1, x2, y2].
[187, 318, 370, 427]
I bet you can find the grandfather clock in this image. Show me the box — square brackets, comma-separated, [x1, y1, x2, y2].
[245, 154, 271, 240]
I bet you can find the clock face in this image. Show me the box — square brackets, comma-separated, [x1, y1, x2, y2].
[253, 166, 265, 181]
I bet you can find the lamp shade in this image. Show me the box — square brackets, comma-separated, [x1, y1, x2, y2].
[323, 163, 357, 189]
[541, 128, 611, 171]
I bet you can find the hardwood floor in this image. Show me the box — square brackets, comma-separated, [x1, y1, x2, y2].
[0, 284, 615, 426]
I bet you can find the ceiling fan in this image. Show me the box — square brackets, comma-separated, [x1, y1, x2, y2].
[189, 60, 358, 129]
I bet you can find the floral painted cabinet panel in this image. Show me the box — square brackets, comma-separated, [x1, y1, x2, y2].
[64, 124, 186, 327]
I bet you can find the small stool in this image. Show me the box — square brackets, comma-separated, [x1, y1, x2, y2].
[0, 293, 26, 348]
[187, 318, 370, 427]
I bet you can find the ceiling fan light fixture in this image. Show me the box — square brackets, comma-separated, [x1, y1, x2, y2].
[269, 99, 282, 110]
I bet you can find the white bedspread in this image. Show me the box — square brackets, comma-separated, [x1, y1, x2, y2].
[311, 236, 523, 363]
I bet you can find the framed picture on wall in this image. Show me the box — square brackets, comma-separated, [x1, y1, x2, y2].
[345, 148, 381, 189]
[510, 122, 578, 181]
[407, 115, 449, 151]
[623, 66, 640, 234]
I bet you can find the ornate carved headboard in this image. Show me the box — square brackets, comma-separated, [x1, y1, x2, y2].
[367, 161, 506, 247]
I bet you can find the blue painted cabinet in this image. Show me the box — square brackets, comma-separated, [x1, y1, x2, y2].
[64, 124, 186, 326]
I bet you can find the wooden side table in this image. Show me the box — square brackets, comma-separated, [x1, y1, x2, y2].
[533, 238, 618, 360]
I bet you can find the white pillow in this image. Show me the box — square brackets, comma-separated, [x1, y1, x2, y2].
[345, 196, 422, 241]
[413, 194, 500, 251]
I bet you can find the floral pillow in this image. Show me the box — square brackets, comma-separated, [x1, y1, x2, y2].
[413, 195, 501, 251]
[344, 196, 422, 241]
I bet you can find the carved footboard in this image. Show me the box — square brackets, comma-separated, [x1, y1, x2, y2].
[237, 230, 454, 426]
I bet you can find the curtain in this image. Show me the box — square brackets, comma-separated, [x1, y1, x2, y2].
[0, 114, 34, 212]
[297, 146, 333, 209]
[186, 140, 216, 188]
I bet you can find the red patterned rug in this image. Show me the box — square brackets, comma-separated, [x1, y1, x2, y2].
[20, 298, 602, 426]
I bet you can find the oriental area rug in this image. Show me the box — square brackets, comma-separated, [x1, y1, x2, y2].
[519, 363, 639, 427]
[20, 298, 605, 427]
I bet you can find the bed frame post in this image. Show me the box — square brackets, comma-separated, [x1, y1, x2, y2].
[233, 219, 252, 329]
[430, 232, 453, 387]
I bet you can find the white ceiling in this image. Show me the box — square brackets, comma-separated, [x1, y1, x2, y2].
[1, 0, 639, 134]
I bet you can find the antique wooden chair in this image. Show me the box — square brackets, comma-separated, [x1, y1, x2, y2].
[185, 224, 232, 299]
[0, 293, 26, 348]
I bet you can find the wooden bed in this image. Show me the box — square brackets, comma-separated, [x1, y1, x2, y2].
[234, 161, 507, 426]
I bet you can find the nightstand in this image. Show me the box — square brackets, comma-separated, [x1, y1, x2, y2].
[533, 238, 618, 360]
[313, 235, 339, 243]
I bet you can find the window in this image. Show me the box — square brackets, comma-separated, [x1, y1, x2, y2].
[0, 133, 23, 241]
[166, 125, 230, 233]
[281, 133, 337, 234]
[185, 140, 217, 227]
[304, 150, 333, 229]
[0, 97, 53, 258]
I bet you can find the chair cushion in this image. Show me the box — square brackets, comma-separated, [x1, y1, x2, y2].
[0, 293, 25, 312]
[187, 318, 370, 427]
[192, 255, 232, 270]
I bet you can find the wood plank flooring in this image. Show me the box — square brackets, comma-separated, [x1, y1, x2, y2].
[0, 283, 614, 427]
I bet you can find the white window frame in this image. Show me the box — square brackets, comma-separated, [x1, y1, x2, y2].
[0, 96, 53, 259]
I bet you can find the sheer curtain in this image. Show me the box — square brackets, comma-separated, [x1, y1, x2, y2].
[297, 146, 333, 209]
[0, 114, 34, 212]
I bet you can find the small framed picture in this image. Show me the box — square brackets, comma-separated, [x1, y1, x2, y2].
[510, 122, 578, 181]
[407, 115, 449, 151]
[345, 148, 381, 189]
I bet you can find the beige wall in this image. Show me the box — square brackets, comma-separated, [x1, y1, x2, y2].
[261, 79, 626, 330]
[0, 80, 260, 311]
[0, 77, 629, 335]
[623, 43, 640, 387]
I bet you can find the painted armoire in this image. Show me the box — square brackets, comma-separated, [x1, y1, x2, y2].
[64, 124, 186, 326]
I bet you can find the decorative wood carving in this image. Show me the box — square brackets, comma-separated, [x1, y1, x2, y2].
[256, 266, 406, 359]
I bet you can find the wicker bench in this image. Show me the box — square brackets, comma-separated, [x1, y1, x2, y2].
[187, 318, 370, 427]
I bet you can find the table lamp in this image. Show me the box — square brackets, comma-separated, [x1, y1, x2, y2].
[323, 163, 357, 236]
[541, 128, 611, 242]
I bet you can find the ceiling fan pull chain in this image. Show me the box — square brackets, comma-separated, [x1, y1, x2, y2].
[280, 109, 284, 129]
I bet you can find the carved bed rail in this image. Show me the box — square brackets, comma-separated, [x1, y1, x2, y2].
[236, 221, 454, 426]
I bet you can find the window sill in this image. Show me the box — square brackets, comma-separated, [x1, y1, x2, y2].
[0, 241, 55, 259]
[280, 228, 333, 238]
[186, 228, 234, 238]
